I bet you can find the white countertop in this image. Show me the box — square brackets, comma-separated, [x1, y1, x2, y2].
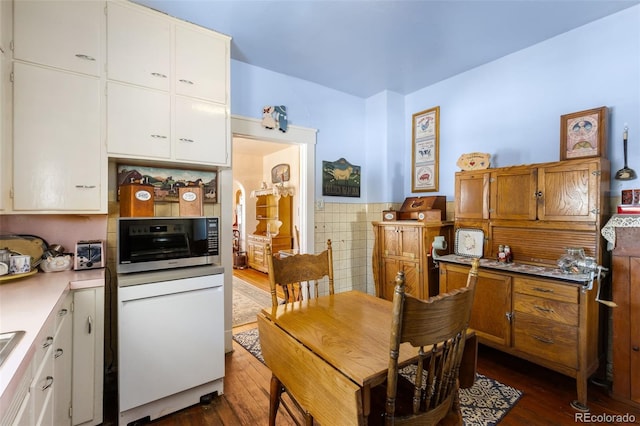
[0, 268, 105, 414]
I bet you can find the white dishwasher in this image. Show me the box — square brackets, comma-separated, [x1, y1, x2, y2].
[117, 265, 224, 425]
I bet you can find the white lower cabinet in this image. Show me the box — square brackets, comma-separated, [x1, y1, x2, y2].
[54, 296, 73, 426]
[1, 286, 103, 426]
[4, 295, 71, 426]
[72, 287, 104, 426]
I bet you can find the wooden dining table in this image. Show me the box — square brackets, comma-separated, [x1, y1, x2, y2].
[257, 290, 477, 425]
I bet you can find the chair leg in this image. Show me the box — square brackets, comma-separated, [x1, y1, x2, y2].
[269, 374, 284, 426]
[304, 412, 314, 426]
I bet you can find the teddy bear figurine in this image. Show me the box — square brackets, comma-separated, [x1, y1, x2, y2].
[262, 106, 276, 129]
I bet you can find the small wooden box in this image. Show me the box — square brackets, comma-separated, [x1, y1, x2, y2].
[382, 210, 398, 221]
[179, 187, 204, 216]
[397, 196, 446, 221]
[120, 184, 155, 217]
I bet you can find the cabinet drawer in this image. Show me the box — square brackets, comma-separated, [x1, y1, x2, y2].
[31, 345, 54, 423]
[513, 293, 578, 326]
[513, 313, 577, 368]
[513, 277, 578, 304]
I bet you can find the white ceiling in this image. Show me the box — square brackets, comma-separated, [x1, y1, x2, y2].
[133, 0, 638, 98]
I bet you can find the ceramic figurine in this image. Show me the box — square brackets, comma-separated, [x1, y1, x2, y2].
[262, 106, 276, 129]
[274, 105, 288, 132]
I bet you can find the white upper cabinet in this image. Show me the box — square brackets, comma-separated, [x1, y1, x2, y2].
[13, 62, 102, 212]
[107, 1, 171, 91]
[105, 1, 231, 167]
[107, 81, 171, 160]
[175, 25, 228, 103]
[174, 96, 228, 164]
[13, 0, 102, 76]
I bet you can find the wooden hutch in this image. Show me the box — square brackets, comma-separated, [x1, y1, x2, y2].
[246, 186, 293, 273]
[372, 196, 453, 300]
[603, 217, 640, 408]
[439, 157, 610, 411]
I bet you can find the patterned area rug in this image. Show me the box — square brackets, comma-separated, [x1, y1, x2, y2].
[233, 328, 523, 425]
[232, 276, 273, 326]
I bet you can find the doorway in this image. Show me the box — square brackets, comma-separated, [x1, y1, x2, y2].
[230, 115, 317, 292]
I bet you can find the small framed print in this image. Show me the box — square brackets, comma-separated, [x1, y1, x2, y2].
[454, 228, 484, 258]
[560, 106, 608, 160]
[411, 106, 440, 192]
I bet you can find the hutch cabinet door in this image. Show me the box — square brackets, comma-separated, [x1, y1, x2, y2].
[454, 171, 490, 220]
[489, 167, 537, 220]
[439, 263, 512, 347]
[381, 258, 420, 301]
[537, 160, 598, 222]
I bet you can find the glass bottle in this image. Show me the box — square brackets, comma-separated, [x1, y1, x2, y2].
[504, 245, 512, 263]
[497, 245, 506, 262]
[557, 247, 586, 274]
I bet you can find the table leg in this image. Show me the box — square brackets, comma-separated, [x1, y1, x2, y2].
[270, 374, 283, 426]
[362, 385, 371, 425]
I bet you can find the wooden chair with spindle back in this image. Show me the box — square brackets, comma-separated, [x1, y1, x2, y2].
[264, 239, 334, 426]
[371, 258, 479, 425]
[266, 239, 334, 307]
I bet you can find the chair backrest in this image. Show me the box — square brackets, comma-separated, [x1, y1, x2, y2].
[385, 258, 479, 425]
[266, 239, 334, 307]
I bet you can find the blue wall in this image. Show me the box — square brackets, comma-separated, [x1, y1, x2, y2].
[405, 5, 640, 200]
[231, 5, 640, 203]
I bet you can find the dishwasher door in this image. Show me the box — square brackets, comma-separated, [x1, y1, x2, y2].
[118, 273, 224, 412]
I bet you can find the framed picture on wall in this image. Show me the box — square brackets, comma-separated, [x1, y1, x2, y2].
[411, 106, 440, 192]
[560, 106, 608, 160]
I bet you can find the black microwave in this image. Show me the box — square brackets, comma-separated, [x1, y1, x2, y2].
[117, 217, 219, 274]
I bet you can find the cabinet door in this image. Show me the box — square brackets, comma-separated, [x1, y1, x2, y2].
[537, 160, 598, 221]
[107, 2, 170, 91]
[13, 0, 102, 76]
[13, 63, 102, 211]
[174, 96, 228, 165]
[72, 288, 104, 426]
[53, 302, 73, 426]
[439, 263, 512, 346]
[175, 26, 228, 103]
[490, 167, 537, 220]
[455, 171, 490, 220]
[107, 82, 171, 159]
[381, 258, 420, 301]
[380, 225, 420, 259]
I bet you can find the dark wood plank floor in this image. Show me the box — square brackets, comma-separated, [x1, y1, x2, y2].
[113, 268, 640, 425]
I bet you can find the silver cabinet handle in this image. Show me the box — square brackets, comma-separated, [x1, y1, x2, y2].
[150, 72, 167, 78]
[55, 348, 64, 359]
[178, 79, 194, 85]
[87, 315, 93, 334]
[533, 335, 554, 344]
[75, 185, 96, 189]
[42, 376, 54, 391]
[42, 336, 54, 349]
[58, 308, 68, 317]
[150, 134, 168, 139]
[179, 138, 194, 143]
[75, 53, 96, 61]
[534, 305, 554, 313]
